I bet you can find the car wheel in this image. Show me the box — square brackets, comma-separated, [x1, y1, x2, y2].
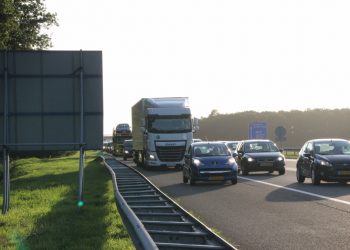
[278, 167, 285, 175]
[296, 165, 305, 183]
[189, 172, 196, 185]
[242, 169, 249, 176]
[123, 157, 127, 160]
[311, 167, 321, 185]
[183, 171, 188, 183]
[268, 170, 273, 174]
[339, 181, 347, 185]
[231, 177, 237, 185]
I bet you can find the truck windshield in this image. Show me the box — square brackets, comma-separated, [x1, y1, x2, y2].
[147, 116, 192, 133]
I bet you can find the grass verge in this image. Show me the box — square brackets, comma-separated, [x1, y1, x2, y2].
[0, 151, 134, 250]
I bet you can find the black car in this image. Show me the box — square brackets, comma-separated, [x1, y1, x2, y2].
[122, 139, 133, 160]
[235, 139, 285, 175]
[296, 139, 350, 185]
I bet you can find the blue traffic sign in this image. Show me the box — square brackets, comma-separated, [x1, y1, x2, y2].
[249, 122, 267, 139]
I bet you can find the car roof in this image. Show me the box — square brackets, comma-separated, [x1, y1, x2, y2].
[241, 139, 272, 143]
[308, 138, 348, 143]
[192, 141, 227, 146]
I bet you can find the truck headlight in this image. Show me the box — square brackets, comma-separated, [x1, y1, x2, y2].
[124, 150, 129, 154]
[149, 154, 155, 160]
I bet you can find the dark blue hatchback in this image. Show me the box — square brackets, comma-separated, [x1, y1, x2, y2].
[183, 142, 238, 185]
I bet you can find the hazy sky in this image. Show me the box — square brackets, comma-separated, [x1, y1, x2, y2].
[46, 0, 350, 134]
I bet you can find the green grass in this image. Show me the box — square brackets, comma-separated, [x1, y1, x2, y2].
[0, 151, 135, 250]
[283, 150, 299, 159]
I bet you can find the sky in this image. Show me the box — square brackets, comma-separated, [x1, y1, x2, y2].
[45, 0, 350, 135]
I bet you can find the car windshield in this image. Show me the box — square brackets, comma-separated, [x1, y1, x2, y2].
[193, 144, 230, 157]
[314, 141, 350, 155]
[147, 115, 192, 133]
[244, 141, 279, 153]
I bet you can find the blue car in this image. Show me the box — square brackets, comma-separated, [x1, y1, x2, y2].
[183, 142, 238, 185]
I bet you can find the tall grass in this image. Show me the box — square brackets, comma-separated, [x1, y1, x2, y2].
[0, 151, 134, 250]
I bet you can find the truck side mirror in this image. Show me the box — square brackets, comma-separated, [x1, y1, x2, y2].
[192, 117, 200, 132]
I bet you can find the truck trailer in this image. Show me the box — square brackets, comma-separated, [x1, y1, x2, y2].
[132, 97, 195, 169]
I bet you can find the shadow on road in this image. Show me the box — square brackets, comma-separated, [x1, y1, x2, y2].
[264, 181, 350, 203]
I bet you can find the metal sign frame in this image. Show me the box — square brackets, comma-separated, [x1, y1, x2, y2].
[1, 50, 103, 214]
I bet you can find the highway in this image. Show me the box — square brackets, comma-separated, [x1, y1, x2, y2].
[121, 158, 350, 250]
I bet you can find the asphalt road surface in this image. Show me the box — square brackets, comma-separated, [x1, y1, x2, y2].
[120, 158, 350, 250]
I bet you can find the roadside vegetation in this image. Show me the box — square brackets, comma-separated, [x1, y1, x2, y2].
[0, 151, 134, 250]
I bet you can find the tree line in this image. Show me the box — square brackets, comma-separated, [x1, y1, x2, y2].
[196, 109, 350, 148]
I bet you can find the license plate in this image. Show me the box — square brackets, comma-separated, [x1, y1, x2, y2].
[260, 162, 273, 167]
[338, 171, 350, 176]
[209, 176, 224, 181]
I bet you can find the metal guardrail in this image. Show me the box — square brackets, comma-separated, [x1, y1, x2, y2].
[102, 155, 157, 250]
[102, 155, 236, 250]
[282, 148, 300, 158]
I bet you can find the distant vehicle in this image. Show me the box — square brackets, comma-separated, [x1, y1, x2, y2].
[112, 124, 132, 156]
[115, 123, 131, 135]
[192, 138, 202, 143]
[225, 141, 240, 152]
[123, 139, 133, 160]
[132, 97, 197, 169]
[183, 142, 238, 185]
[296, 139, 350, 185]
[235, 139, 285, 175]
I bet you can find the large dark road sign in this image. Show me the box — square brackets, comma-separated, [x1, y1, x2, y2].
[0, 50, 103, 151]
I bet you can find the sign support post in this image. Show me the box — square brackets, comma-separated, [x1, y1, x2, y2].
[78, 50, 85, 206]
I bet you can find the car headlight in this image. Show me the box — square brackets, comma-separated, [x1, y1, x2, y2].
[124, 150, 129, 154]
[277, 156, 284, 161]
[247, 157, 254, 162]
[193, 159, 201, 167]
[319, 160, 332, 167]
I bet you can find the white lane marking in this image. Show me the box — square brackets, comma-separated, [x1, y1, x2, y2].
[238, 176, 350, 206]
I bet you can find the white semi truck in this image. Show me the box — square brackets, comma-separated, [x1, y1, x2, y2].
[132, 97, 197, 169]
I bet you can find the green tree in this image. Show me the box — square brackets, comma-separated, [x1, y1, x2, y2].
[0, 0, 58, 50]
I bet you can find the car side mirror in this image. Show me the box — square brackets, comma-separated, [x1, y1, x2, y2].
[303, 152, 311, 158]
[279, 149, 283, 153]
[231, 152, 238, 157]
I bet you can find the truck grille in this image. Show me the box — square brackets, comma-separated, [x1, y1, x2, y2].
[156, 146, 186, 162]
